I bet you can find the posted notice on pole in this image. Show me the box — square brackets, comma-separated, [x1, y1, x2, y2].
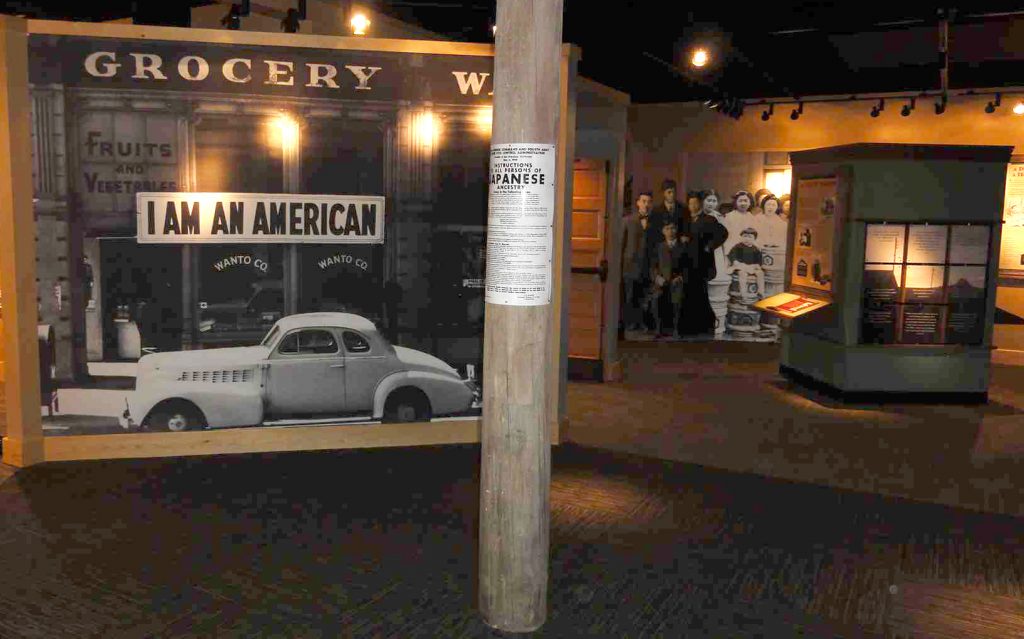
[485, 143, 556, 306]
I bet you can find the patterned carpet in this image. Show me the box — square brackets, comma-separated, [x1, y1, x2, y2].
[0, 444, 1022, 637]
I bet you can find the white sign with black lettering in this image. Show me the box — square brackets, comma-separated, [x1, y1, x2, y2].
[485, 144, 556, 306]
[136, 192, 385, 244]
[485, 227, 553, 305]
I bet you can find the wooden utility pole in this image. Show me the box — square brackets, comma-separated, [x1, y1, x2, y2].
[480, 0, 564, 632]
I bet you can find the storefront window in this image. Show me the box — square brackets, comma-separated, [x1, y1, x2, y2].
[194, 115, 286, 346]
[197, 245, 285, 347]
[99, 240, 183, 358]
[195, 115, 283, 193]
[298, 118, 386, 323]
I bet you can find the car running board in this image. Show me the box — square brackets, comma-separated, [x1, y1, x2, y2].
[262, 415, 376, 427]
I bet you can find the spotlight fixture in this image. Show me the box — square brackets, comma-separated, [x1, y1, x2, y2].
[934, 95, 948, 115]
[1014, 100, 1024, 116]
[761, 104, 774, 121]
[986, 93, 1002, 113]
[790, 102, 804, 121]
[870, 98, 885, 118]
[281, 0, 305, 33]
[723, 97, 744, 119]
[220, 1, 249, 30]
[900, 97, 916, 117]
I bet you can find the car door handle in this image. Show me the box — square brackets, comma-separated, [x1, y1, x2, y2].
[330, 363, 346, 368]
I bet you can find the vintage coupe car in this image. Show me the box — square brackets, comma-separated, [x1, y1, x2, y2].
[120, 313, 480, 431]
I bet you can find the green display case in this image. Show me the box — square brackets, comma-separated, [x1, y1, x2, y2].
[779, 143, 1012, 402]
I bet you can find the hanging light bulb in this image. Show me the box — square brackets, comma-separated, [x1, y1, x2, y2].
[690, 48, 710, 68]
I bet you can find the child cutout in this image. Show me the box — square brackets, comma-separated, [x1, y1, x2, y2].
[727, 227, 765, 298]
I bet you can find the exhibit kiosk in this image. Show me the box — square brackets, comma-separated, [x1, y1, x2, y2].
[758, 143, 1011, 401]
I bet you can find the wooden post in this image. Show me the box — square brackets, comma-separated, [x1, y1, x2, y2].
[0, 16, 44, 467]
[480, 0, 564, 632]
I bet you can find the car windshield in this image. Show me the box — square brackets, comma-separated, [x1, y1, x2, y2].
[261, 325, 280, 347]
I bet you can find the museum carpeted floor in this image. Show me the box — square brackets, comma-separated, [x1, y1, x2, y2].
[568, 340, 1024, 519]
[1, 443, 1024, 638]
[3, 344, 1024, 636]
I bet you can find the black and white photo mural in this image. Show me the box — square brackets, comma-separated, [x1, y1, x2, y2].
[29, 34, 493, 435]
[621, 173, 791, 343]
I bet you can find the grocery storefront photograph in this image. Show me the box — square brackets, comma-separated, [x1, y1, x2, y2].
[28, 33, 492, 435]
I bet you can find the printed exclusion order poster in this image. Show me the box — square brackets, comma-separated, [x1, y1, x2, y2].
[485, 144, 556, 306]
[791, 177, 837, 294]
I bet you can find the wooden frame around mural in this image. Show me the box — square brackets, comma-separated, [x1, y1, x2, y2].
[0, 16, 575, 465]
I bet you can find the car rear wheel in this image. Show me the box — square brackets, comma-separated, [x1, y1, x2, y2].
[383, 388, 431, 423]
[145, 401, 206, 432]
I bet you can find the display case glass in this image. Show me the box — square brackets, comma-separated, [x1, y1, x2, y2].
[861, 223, 991, 345]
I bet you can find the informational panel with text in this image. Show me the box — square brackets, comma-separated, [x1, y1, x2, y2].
[1001, 163, 1024, 276]
[791, 177, 838, 295]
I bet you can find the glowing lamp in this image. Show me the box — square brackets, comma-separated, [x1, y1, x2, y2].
[474, 106, 493, 135]
[413, 111, 440, 146]
[269, 114, 300, 151]
[764, 168, 792, 197]
[690, 48, 709, 68]
[350, 13, 370, 36]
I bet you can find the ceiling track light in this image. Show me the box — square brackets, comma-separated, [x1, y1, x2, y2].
[870, 98, 885, 117]
[761, 104, 774, 121]
[901, 97, 916, 117]
[935, 94, 948, 115]
[726, 98, 744, 119]
[986, 93, 1002, 113]
[790, 102, 804, 121]
[221, 1, 250, 29]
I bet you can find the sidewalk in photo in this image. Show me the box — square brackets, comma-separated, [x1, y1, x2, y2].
[567, 340, 1024, 518]
[88, 362, 138, 378]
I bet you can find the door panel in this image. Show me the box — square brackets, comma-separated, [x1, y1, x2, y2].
[266, 329, 347, 416]
[266, 357, 347, 416]
[341, 330, 395, 414]
[569, 159, 608, 361]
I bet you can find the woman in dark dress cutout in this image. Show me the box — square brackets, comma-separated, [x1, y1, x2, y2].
[678, 189, 729, 336]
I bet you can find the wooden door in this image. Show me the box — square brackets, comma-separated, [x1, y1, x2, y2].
[569, 159, 608, 361]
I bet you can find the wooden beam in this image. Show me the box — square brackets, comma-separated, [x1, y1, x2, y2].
[27, 18, 493, 56]
[0, 15, 43, 467]
[43, 419, 481, 463]
[480, 0, 564, 632]
[548, 45, 579, 442]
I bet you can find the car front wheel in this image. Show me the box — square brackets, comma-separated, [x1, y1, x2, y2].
[383, 389, 431, 423]
[145, 401, 207, 432]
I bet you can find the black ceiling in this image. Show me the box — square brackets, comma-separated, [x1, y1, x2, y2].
[8, 1, 1024, 103]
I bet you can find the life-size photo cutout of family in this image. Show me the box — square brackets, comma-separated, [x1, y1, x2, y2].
[621, 179, 791, 342]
